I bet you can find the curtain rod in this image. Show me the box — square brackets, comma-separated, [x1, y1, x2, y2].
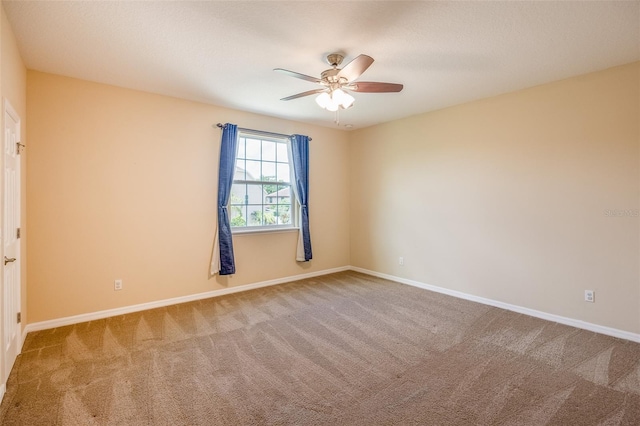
[214, 123, 312, 141]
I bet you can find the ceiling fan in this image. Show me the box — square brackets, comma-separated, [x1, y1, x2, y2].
[274, 53, 403, 112]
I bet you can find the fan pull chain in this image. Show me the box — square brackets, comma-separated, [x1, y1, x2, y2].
[334, 108, 340, 126]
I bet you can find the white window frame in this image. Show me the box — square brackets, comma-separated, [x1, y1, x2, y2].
[230, 131, 297, 234]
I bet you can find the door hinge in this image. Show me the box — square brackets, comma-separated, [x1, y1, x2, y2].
[16, 228, 20, 239]
[16, 142, 25, 154]
[16, 312, 21, 324]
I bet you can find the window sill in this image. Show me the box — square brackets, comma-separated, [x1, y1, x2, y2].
[232, 227, 299, 236]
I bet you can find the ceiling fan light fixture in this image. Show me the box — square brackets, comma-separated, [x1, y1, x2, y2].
[315, 92, 331, 109]
[325, 100, 339, 112]
[315, 89, 355, 111]
[340, 91, 355, 109]
[332, 88, 347, 102]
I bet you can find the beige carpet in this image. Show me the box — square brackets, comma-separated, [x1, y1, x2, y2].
[1, 271, 639, 425]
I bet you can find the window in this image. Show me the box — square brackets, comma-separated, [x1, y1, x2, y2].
[230, 132, 296, 232]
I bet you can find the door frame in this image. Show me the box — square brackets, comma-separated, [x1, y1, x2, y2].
[1, 98, 22, 399]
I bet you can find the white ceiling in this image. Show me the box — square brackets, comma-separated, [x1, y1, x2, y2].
[4, 1, 640, 130]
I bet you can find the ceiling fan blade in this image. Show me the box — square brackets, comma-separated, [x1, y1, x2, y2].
[349, 82, 404, 93]
[280, 88, 327, 101]
[274, 68, 322, 84]
[337, 54, 374, 82]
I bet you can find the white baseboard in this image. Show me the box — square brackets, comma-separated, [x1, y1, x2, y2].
[350, 266, 640, 344]
[21, 264, 640, 345]
[23, 266, 351, 335]
[21, 324, 28, 351]
[0, 383, 5, 403]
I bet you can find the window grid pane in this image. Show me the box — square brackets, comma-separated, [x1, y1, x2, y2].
[245, 138, 261, 160]
[276, 162, 290, 183]
[262, 140, 276, 162]
[230, 132, 296, 230]
[245, 160, 261, 181]
[262, 161, 276, 181]
[276, 143, 288, 163]
[236, 137, 246, 160]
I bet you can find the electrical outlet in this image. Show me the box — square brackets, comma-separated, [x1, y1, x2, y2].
[584, 290, 594, 303]
[399, 257, 404, 266]
[114, 279, 123, 291]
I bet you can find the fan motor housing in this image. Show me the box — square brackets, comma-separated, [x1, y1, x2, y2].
[326, 53, 344, 67]
[321, 68, 347, 85]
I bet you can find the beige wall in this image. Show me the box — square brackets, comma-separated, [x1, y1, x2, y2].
[26, 71, 350, 323]
[24, 60, 640, 335]
[350, 62, 640, 334]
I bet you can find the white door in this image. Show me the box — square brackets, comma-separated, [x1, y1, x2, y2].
[3, 99, 21, 380]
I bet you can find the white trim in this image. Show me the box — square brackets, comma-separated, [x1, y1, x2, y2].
[21, 325, 28, 348]
[23, 266, 350, 334]
[350, 266, 640, 344]
[2, 98, 22, 397]
[3, 99, 20, 141]
[21, 265, 640, 345]
[232, 226, 299, 236]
